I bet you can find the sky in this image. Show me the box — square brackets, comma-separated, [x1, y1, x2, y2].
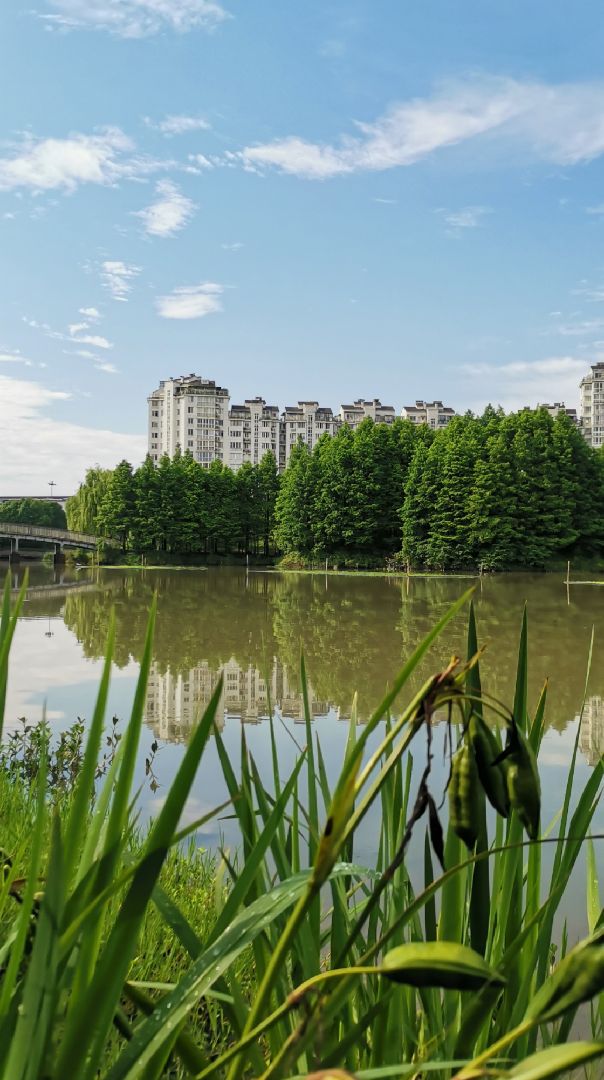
[2, 1, 604, 493]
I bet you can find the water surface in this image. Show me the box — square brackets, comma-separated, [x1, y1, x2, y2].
[5, 565, 604, 876]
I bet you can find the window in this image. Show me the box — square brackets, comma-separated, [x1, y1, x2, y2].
[187, 440, 194, 447]
[188, 406, 194, 413]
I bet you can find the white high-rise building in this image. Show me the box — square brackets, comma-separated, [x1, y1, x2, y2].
[147, 374, 229, 466]
[339, 398, 396, 430]
[580, 362, 604, 448]
[535, 402, 579, 423]
[279, 401, 340, 469]
[227, 397, 280, 469]
[402, 400, 456, 429]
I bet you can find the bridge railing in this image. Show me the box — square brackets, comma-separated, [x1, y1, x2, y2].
[0, 523, 101, 546]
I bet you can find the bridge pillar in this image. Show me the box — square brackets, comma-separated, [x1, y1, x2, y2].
[8, 538, 20, 565]
[53, 543, 66, 567]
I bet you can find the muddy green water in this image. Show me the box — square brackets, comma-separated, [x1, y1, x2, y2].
[5, 565, 604, 904]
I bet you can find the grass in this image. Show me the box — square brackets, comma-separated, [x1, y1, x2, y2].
[0, 571, 604, 1079]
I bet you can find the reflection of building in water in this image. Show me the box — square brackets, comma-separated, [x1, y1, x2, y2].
[578, 696, 604, 766]
[145, 658, 332, 742]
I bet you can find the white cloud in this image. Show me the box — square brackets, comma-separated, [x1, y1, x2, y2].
[156, 282, 224, 319]
[101, 260, 141, 300]
[94, 360, 118, 374]
[437, 205, 491, 236]
[186, 153, 214, 171]
[372, 197, 397, 204]
[148, 115, 211, 137]
[461, 355, 586, 412]
[557, 318, 604, 337]
[79, 306, 101, 319]
[0, 350, 33, 367]
[41, 0, 231, 37]
[72, 333, 113, 350]
[0, 128, 165, 193]
[134, 180, 196, 238]
[0, 373, 145, 494]
[221, 241, 243, 250]
[239, 76, 604, 179]
[68, 321, 89, 336]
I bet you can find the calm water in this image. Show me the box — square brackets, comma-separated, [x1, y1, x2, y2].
[4, 565, 604, 881]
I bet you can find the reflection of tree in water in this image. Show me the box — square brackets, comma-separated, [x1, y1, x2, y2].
[271, 574, 405, 717]
[397, 575, 600, 735]
[60, 568, 604, 738]
[63, 570, 279, 675]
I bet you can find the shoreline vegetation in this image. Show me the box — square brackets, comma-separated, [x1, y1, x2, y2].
[1, 575, 604, 1077]
[63, 406, 604, 575]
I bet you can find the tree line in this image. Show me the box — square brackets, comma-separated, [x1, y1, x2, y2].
[275, 408, 604, 570]
[0, 499, 67, 530]
[67, 407, 604, 569]
[66, 452, 279, 556]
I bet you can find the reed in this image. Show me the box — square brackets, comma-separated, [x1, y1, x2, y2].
[0, 572, 603, 1079]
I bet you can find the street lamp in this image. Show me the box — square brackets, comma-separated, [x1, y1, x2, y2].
[48, 481, 56, 501]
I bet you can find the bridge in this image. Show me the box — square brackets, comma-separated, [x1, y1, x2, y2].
[0, 523, 102, 564]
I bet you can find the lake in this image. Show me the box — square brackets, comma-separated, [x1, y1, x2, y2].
[4, 564, 604, 877]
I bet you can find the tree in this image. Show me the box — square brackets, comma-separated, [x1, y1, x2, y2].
[97, 460, 135, 550]
[257, 452, 280, 556]
[275, 442, 316, 555]
[66, 469, 112, 534]
[0, 498, 67, 530]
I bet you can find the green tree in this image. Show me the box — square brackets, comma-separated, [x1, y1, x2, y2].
[0, 498, 67, 530]
[66, 469, 112, 534]
[275, 442, 316, 555]
[97, 460, 136, 550]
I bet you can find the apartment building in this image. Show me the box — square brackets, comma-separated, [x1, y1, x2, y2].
[580, 362, 604, 448]
[145, 657, 329, 740]
[227, 397, 280, 469]
[147, 374, 229, 466]
[402, 400, 456, 429]
[338, 398, 396, 431]
[147, 375, 458, 470]
[530, 402, 579, 423]
[279, 401, 340, 469]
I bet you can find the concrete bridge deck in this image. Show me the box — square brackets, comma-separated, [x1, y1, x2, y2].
[0, 522, 103, 564]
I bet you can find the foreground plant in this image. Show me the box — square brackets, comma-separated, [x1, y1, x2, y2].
[0, 573, 603, 1079]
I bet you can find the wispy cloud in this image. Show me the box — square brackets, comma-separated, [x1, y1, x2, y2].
[0, 128, 166, 193]
[461, 355, 586, 411]
[79, 306, 101, 319]
[94, 360, 118, 374]
[0, 350, 33, 367]
[147, 114, 210, 137]
[71, 333, 113, 349]
[556, 318, 604, 337]
[0, 373, 145, 493]
[436, 205, 492, 236]
[156, 282, 224, 319]
[221, 241, 243, 250]
[239, 76, 604, 179]
[372, 197, 397, 205]
[40, 0, 231, 38]
[134, 180, 197, 238]
[100, 260, 141, 300]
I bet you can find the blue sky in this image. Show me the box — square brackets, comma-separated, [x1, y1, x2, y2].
[2, 1, 604, 492]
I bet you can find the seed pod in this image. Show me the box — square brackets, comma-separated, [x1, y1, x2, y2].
[526, 929, 604, 1023]
[381, 941, 505, 991]
[449, 743, 480, 849]
[469, 713, 510, 818]
[506, 727, 541, 840]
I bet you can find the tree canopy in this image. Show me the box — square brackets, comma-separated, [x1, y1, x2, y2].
[0, 499, 67, 530]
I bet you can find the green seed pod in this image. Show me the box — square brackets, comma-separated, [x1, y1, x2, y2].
[449, 743, 480, 849]
[506, 727, 541, 840]
[381, 941, 505, 991]
[526, 929, 604, 1023]
[469, 713, 510, 818]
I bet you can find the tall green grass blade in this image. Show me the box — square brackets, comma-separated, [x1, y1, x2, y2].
[107, 863, 364, 1080]
[55, 676, 223, 1079]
